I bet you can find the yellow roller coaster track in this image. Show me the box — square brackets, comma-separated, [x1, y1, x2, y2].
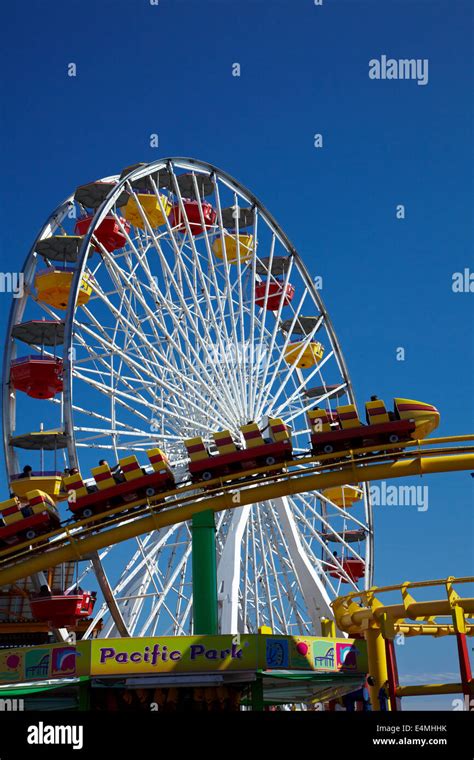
[0, 435, 472, 586]
[332, 576, 474, 637]
[332, 576, 474, 708]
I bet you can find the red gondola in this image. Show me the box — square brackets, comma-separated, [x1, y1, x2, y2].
[10, 357, 63, 399]
[329, 558, 365, 583]
[29, 590, 96, 627]
[169, 200, 216, 235]
[255, 281, 295, 310]
[75, 214, 130, 252]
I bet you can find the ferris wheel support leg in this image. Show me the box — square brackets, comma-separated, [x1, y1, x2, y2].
[191, 510, 218, 635]
[273, 497, 336, 635]
[217, 505, 252, 634]
[90, 552, 131, 637]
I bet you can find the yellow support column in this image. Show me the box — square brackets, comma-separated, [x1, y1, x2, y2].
[366, 626, 389, 710]
[321, 618, 336, 637]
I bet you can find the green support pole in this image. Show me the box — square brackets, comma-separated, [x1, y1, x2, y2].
[191, 509, 218, 634]
[78, 678, 91, 711]
[251, 675, 265, 711]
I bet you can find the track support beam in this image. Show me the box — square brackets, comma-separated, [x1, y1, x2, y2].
[191, 510, 218, 635]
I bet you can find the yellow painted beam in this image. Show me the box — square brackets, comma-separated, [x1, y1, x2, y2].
[2, 443, 473, 562]
[334, 575, 474, 639]
[376, 600, 474, 619]
[395, 624, 474, 637]
[336, 575, 474, 600]
[366, 627, 389, 708]
[397, 683, 465, 697]
[0, 452, 472, 586]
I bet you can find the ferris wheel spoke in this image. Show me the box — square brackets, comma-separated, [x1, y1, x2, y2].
[47, 394, 146, 433]
[212, 181, 254, 415]
[231, 194, 251, 417]
[255, 313, 325, 421]
[259, 515, 288, 631]
[98, 242, 245, 423]
[73, 350, 208, 430]
[129, 535, 174, 634]
[271, 351, 335, 423]
[72, 368, 186, 431]
[103, 532, 186, 637]
[77, 304, 235, 432]
[255, 507, 277, 630]
[251, 255, 298, 402]
[123, 180, 248, 420]
[180, 180, 249, 414]
[77, 305, 173, 400]
[263, 514, 308, 633]
[111, 527, 182, 600]
[137, 545, 193, 637]
[252, 275, 307, 416]
[269, 497, 335, 631]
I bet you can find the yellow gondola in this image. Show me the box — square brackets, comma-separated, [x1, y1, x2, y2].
[34, 269, 93, 310]
[9, 473, 65, 502]
[9, 430, 69, 502]
[321, 485, 361, 508]
[212, 234, 253, 264]
[123, 193, 172, 229]
[284, 341, 324, 368]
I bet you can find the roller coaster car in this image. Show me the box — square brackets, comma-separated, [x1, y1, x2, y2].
[308, 398, 439, 455]
[184, 419, 292, 483]
[29, 589, 96, 628]
[0, 491, 60, 547]
[64, 448, 174, 519]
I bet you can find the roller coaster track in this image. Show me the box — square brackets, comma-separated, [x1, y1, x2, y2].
[332, 576, 474, 637]
[0, 435, 472, 586]
[332, 576, 474, 706]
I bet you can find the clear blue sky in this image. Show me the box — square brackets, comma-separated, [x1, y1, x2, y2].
[1, 0, 472, 708]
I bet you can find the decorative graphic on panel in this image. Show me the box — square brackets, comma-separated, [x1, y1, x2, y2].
[51, 646, 78, 677]
[24, 649, 50, 680]
[336, 642, 366, 671]
[290, 638, 312, 668]
[0, 651, 23, 682]
[312, 640, 335, 670]
[265, 638, 289, 668]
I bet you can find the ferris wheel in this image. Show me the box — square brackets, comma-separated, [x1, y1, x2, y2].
[2, 158, 373, 638]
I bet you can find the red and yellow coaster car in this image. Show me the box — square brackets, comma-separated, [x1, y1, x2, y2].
[308, 397, 439, 455]
[184, 419, 292, 482]
[64, 448, 174, 519]
[0, 490, 60, 546]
